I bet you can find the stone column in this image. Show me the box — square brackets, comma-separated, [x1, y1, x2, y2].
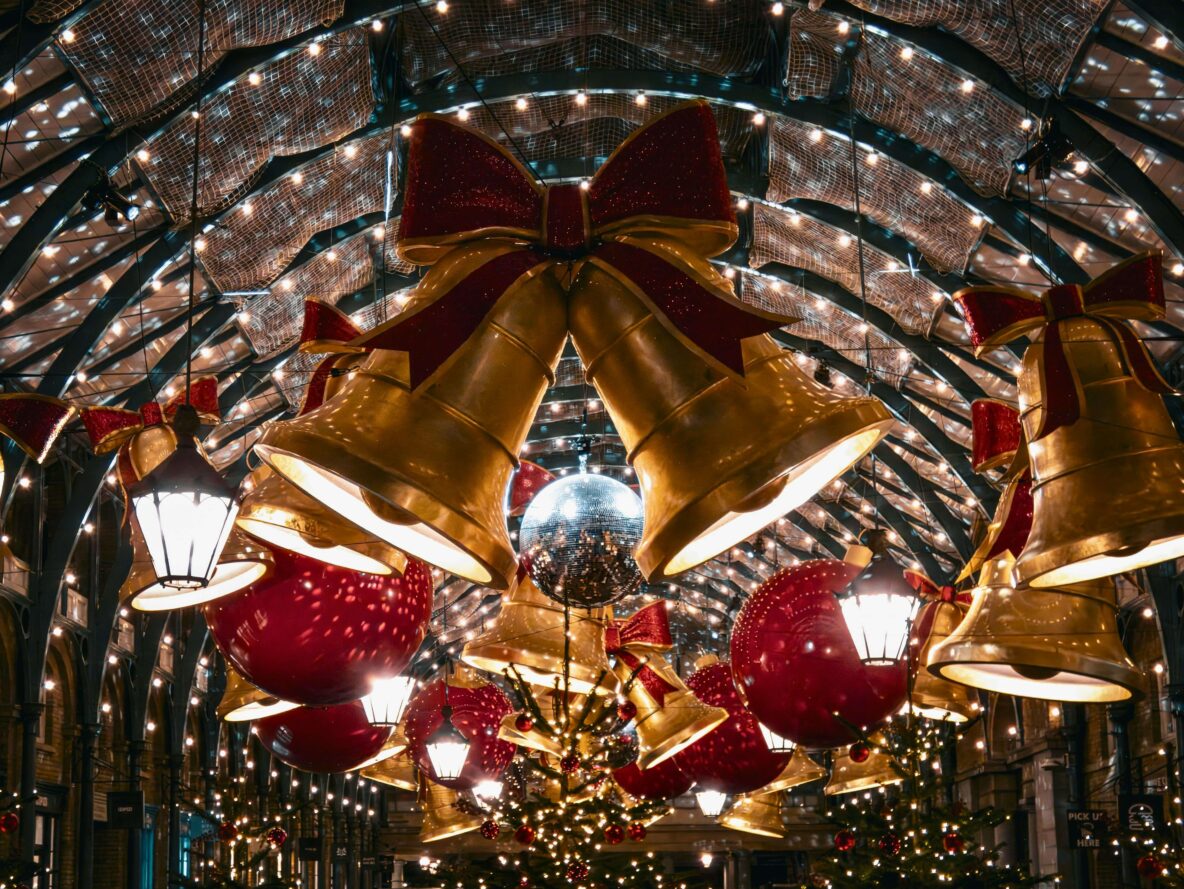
[77, 722, 99, 889]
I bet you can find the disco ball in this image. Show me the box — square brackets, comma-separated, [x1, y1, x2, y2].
[518, 472, 644, 607]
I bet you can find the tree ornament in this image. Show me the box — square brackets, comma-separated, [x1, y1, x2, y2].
[848, 741, 871, 763]
[514, 713, 534, 733]
[515, 824, 536, 846]
[731, 561, 907, 747]
[834, 829, 857, 852]
[617, 700, 638, 722]
[566, 861, 590, 882]
[403, 670, 515, 790]
[613, 758, 692, 801]
[219, 820, 240, 842]
[1137, 855, 1163, 879]
[0, 812, 18, 833]
[205, 548, 432, 706]
[877, 832, 901, 856]
[519, 473, 644, 607]
[481, 820, 501, 840]
[560, 753, 581, 773]
[265, 826, 288, 846]
[518, 877, 531, 889]
[604, 824, 626, 845]
[627, 822, 647, 842]
[255, 700, 392, 772]
[941, 831, 964, 853]
[675, 656, 790, 794]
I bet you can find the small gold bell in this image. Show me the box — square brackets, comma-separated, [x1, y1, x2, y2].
[719, 790, 785, 838]
[216, 666, 298, 722]
[418, 779, 484, 843]
[360, 751, 418, 792]
[824, 738, 903, 797]
[910, 599, 979, 723]
[742, 750, 827, 796]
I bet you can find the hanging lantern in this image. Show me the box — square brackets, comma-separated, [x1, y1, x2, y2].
[425, 706, 471, 783]
[360, 675, 418, 727]
[835, 531, 920, 665]
[758, 723, 796, 755]
[128, 404, 239, 592]
[473, 779, 504, 801]
[694, 788, 728, 818]
[719, 791, 785, 838]
[216, 666, 298, 723]
[927, 554, 1140, 702]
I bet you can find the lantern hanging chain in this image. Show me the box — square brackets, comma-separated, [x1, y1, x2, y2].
[183, 0, 210, 405]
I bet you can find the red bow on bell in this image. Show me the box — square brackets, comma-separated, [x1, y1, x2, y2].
[295, 301, 365, 416]
[955, 252, 1172, 440]
[81, 377, 220, 453]
[606, 602, 680, 705]
[354, 101, 792, 388]
[0, 394, 75, 463]
[904, 569, 970, 605]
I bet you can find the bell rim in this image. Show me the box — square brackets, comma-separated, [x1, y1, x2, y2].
[718, 817, 786, 839]
[635, 401, 893, 580]
[634, 701, 729, 770]
[460, 647, 620, 696]
[824, 775, 905, 797]
[1017, 519, 1184, 589]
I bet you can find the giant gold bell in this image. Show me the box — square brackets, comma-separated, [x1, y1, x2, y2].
[462, 571, 618, 696]
[361, 751, 418, 791]
[569, 240, 893, 580]
[824, 738, 903, 797]
[1015, 313, 1184, 587]
[910, 599, 979, 723]
[237, 465, 407, 576]
[928, 554, 1140, 702]
[719, 790, 785, 838]
[216, 666, 299, 722]
[419, 779, 484, 843]
[742, 750, 827, 796]
[255, 243, 568, 589]
[612, 654, 728, 770]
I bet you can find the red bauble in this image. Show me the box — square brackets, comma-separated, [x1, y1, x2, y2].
[481, 820, 501, 840]
[0, 812, 18, 833]
[518, 877, 531, 889]
[627, 822, 647, 842]
[566, 862, 589, 882]
[404, 677, 515, 790]
[941, 831, 964, 853]
[849, 741, 871, 763]
[675, 659, 789, 794]
[205, 548, 432, 706]
[878, 833, 901, 856]
[834, 829, 857, 852]
[255, 700, 391, 772]
[1137, 855, 1163, 879]
[265, 826, 288, 846]
[515, 824, 536, 846]
[219, 820, 240, 842]
[617, 700, 638, 722]
[560, 754, 581, 773]
[514, 713, 534, 733]
[604, 824, 626, 845]
[730, 561, 907, 748]
[613, 758, 692, 800]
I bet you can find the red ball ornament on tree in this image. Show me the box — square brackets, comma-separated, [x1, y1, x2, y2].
[515, 824, 536, 846]
[627, 822, 647, 842]
[566, 862, 590, 882]
[514, 713, 534, 733]
[613, 758, 692, 801]
[481, 820, 501, 840]
[219, 820, 240, 842]
[265, 826, 288, 846]
[205, 548, 433, 706]
[1137, 855, 1163, 879]
[518, 877, 531, 889]
[941, 831, 964, 853]
[849, 741, 871, 763]
[255, 700, 392, 772]
[675, 657, 789, 794]
[0, 812, 18, 833]
[560, 753, 581, 774]
[834, 829, 857, 853]
[730, 561, 907, 748]
[404, 674, 515, 790]
[878, 833, 901, 856]
[604, 824, 626, 845]
[617, 700, 638, 722]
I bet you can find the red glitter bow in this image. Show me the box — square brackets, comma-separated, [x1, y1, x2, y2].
[904, 569, 969, 605]
[81, 377, 220, 453]
[295, 301, 365, 416]
[366, 101, 792, 388]
[0, 394, 75, 463]
[508, 460, 556, 517]
[955, 252, 1172, 440]
[606, 602, 680, 705]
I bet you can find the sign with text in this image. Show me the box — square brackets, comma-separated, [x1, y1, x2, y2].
[1066, 810, 1109, 848]
[1119, 793, 1164, 833]
[106, 791, 145, 830]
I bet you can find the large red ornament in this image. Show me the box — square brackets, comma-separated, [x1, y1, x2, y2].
[941, 831, 964, 853]
[481, 820, 500, 840]
[205, 548, 433, 707]
[604, 824, 626, 845]
[515, 824, 536, 846]
[834, 829, 857, 852]
[0, 812, 17, 833]
[255, 700, 392, 772]
[730, 561, 907, 748]
[1137, 855, 1163, 879]
[674, 658, 789, 794]
[613, 758, 692, 800]
[565, 862, 589, 882]
[627, 822, 647, 841]
[849, 741, 871, 763]
[403, 676, 516, 790]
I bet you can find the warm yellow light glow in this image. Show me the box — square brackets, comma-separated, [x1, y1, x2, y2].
[1025, 535, 1184, 589]
[937, 662, 1132, 703]
[132, 560, 268, 611]
[223, 698, 300, 722]
[236, 514, 393, 576]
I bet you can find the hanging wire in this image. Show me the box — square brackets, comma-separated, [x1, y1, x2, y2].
[183, 0, 210, 405]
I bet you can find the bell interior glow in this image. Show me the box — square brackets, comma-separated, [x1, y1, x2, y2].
[361, 676, 418, 727]
[223, 697, 300, 723]
[695, 788, 729, 818]
[425, 706, 471, 781]
[758, 722, 797, 754]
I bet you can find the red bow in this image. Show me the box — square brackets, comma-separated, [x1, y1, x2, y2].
[508, 460, 556, 517]
[969, 399, 1023, 473]
[606, 602, 679, 705]
[904, 569, 969, 605]
[364, 101, 792, 388]
[955, 253, 1172, 440]
[81, 377, 220, 453]
[0, 394, 75, 463]
[295, 301, 365, 416]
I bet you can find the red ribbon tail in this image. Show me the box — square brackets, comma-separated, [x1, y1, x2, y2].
[984, 472, 1034, 563]
[0, 395, 74, 463]
[300, 299, 365, 354]
[80, 407, 145, 454]
[297, 356, 341, 417]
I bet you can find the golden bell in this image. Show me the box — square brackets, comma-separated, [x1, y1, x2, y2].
[569, 241, 892, 580]
[124, 517, 273, 612]
[928, 554, 1141, 702]
[824, 738, 903, 797]
[237, 465, 407, 576]
[419, 779, 484, 843]
[742, 750, 827, 796]
[612, 654, 728, 770]
[361, 752, 418, 791]
[462, 572, 619, 696]
[216, 666, 299, 722]
[255, 243, 568, 589]
[719, 790, 785, 838]
[1015, 312, 1184, 587]
[910, 600, 979, 723]
[497, 709, 564, 757]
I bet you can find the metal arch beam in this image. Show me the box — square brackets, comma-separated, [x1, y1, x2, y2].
[1122, 0, 1184, 50]
[0, 71, 72, 127]
[1063, 95, 1184, 166]
[129, 613, 167, 742]
[1094, 30, 1184, 85]
[169, 617, 209, 757]
[83, 534, 133, 724]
